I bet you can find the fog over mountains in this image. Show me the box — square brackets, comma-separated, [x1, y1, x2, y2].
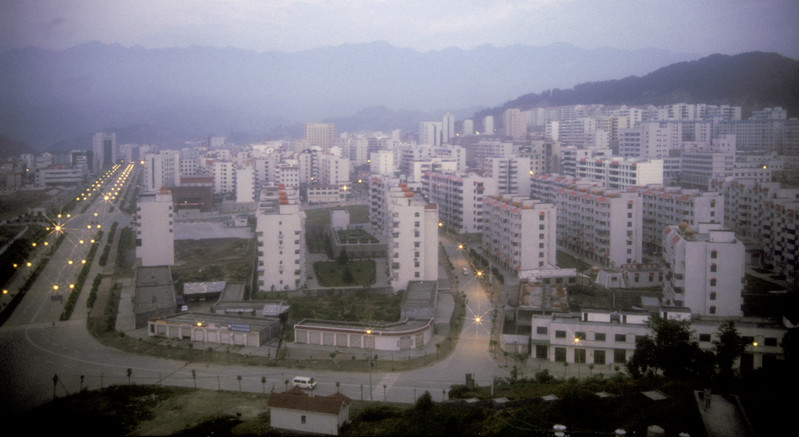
[0, 41, 699, 151]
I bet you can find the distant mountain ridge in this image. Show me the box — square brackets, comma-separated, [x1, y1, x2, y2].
[479, 52, 799, 121]
[0, 41, 698, 151]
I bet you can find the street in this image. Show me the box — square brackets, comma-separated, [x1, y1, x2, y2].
[0, 171, 509, 418]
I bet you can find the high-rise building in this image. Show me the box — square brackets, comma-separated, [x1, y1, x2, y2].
[384, 183, 439, 292]
[92, 132, 117, 170]
[143, 150, 180, 192]
[418, 121, 442, 146]
[136, 189, 175, 267]
[256, 185, 306, 291]
[304, 123, 338, 149]
[442, 112, 455, 144]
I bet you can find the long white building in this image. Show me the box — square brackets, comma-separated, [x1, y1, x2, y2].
[576, 156, 663, 189]
[628, 185, 725, 255]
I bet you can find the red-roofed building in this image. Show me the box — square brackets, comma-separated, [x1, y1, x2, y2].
[268, 388, 352, 436]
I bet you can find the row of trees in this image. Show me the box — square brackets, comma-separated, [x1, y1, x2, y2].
[627, 316, 796, 379]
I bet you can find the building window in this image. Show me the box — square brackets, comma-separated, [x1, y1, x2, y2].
[710, 278, 717, 286]
[711, 250, 717, 259]
[595, 333, 606, 342]
[594, 350, 606, 365]
[709, 306, 716, 314]
[710, 264, 717, 272]
[301, 415, 306, 424]
[574, 349, 586, 363]
[555, 330, 566, 339]
[575, 331, 586, 341]
[710, 292, 717, 300]
[554, 347, 567, 362]
[615, 334, 626, 342]
[765, 337, 778, 347]
[536, 326, 548, 335]
[613, 349, 626, 363]
[699, 334, 711, 342]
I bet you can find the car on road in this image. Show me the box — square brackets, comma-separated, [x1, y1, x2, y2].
[292, 376, 316, 389]
[462, 267, 469, 276]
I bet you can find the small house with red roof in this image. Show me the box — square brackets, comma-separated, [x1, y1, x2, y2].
[268, 387, 352, 436]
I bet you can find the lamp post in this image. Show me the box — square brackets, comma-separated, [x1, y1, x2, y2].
[366, 328, 374, 401]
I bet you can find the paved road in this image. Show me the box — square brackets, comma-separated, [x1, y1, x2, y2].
[0, 178, 510, 418]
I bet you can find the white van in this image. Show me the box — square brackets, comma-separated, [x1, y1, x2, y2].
[462, 267, 469, 276]
[292, 376, 317, 389]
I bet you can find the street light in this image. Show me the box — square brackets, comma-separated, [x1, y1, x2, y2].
[366, 328, 374, 400]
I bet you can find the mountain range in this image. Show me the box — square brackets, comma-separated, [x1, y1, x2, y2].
[477, 51, 799, 121]
[1, 42, 797, 157]
[1, 41, 698, 153]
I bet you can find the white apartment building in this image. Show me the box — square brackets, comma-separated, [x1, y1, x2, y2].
[479, 156, 532, 196]
[318, 152, 350, 186]
[135, 190, 174, 267]
[213, 161, 236, 194]
[418, 121, 442, 146]
[619, 121, 682, 159]
[662, 223, 744, 317]
[235, 165, 255, 203]
[679, 152, 734, 189]
[277, 161, 300, 188]
[304, 123, 338, 150]
[761, 198, 799, 282]
[503, 108, 528, 140]
[369, 150, 395, 176]
[421, 171, 497, 234]
[559, 146, 612, 177]
[483, 115, 494, 135]
[385, 183, 439, 292]
[462, 119, 474, 136]
[35, 166, 84, 187]
[143, 150, 181, 192]
[442, 112, 456, 144]
[576, 156, 664, 189]
[627, 185, 724, 255]
[482, 195, 557, 272]
[713, 177, 799, 283]
[255, 185, 306, 291]
[558, 117, 599, 149]
[557, 187, 643, 267]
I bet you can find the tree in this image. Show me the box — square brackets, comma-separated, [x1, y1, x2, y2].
[342, 266, 354, 284]
[337, 248, 349, 265]
[782, 327, 799, 370]
[713, 320, 747, 377]
[627, 315, 712, 379]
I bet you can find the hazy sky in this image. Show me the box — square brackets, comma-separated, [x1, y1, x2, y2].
[2, 0, 798, 57]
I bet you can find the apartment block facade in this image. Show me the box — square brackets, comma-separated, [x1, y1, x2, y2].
[482, 195, 557, 272]
[135, 190, 175, 267]
[256, 185, 306, 291]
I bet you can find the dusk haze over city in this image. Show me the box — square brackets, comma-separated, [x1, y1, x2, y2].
[1, 1, 798, 436]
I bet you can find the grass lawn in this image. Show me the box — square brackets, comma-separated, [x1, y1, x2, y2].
[313, 260, 375, 287]
[286, 290, 402, 323]
[171, 238, 255, 288]
[305, 204, 369, 226]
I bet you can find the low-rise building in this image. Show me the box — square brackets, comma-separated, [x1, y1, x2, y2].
[268, 388, 352, 436]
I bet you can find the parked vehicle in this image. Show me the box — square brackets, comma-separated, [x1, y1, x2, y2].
[292, 376, 316, 389]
